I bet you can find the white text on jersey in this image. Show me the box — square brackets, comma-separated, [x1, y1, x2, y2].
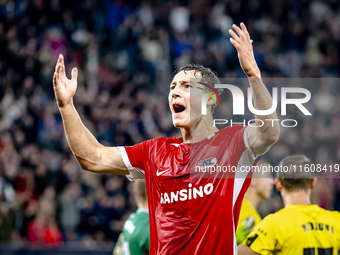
[160, 183, 214, 204]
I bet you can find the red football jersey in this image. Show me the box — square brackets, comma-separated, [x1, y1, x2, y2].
[118, 126, 262, 254]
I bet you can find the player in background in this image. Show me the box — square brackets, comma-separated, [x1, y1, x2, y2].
[236, 160, 274, 245]
[53, 23, 280, 254]
[238, 155, 340, 255]
[113, 179, 149, 255]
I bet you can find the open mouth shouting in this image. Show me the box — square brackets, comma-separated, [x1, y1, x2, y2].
[173, 102, 186, 114]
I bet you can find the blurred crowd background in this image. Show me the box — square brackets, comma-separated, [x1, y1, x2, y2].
[1, 0, 340, 249]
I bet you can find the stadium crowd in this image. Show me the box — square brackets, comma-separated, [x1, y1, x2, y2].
[0, 0, 340, 245]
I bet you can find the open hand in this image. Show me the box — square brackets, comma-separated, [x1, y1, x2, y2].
[229, 23, 261, 78]
[53, 54, 78, 108]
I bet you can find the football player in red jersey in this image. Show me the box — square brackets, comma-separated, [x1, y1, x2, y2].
[53, 23, 280, 254]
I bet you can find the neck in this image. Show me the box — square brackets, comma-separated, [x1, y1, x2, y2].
[244, 189, 261, 209]
[181, 115, 218, 143]
[138, 203, 148, 210]
[282, 189, 311, 207]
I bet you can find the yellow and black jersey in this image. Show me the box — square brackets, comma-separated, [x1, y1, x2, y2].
[236, 199, 262, 245]
[244, 204, 340, 255]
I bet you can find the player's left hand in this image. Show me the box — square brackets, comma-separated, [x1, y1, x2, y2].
[229, 23, 261, 78]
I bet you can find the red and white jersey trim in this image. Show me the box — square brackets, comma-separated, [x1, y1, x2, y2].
[118, 146, 145, 180]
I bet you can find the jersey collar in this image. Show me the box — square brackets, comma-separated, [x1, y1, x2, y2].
[137, 208, 149, 214]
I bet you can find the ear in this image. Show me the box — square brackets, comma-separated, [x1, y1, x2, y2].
[206, 92, 217, 107]
[310, 178, 317, 190]
[275, 178, 282, 191]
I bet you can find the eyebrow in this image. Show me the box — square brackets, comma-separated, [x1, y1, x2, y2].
[170, 80, 190, 86]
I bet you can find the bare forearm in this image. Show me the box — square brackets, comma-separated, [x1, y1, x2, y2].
[53, 55, 128, 175]
[229, 23, 279, 153]
[249, 77, 280, 142]
[59, 103, 101, 164]
[58, 104, 128, 174]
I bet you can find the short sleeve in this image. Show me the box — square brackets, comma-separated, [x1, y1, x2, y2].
[244, 126, 272, 159]
[227, 126, 257, 162]
[242, 215, 278, 255]
[243, 126, 257, 161]
[118, 141, 148, 181]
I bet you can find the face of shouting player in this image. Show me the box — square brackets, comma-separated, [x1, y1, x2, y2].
[169, 70, 208, 129]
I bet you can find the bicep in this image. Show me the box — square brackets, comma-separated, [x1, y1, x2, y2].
[246, 127, 275, 156]
[77, 146, 129, 175]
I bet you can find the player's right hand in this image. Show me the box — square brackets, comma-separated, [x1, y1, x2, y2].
[229, 23, 260, 79]
[53, 54, 78, 108]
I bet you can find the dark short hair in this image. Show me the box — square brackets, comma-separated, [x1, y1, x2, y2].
[174, 63, 222, 112]
[133, 179, 147, 205]
[277, 155, 313, 192]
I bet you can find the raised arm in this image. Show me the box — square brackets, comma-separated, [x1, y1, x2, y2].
[53, 55, 128, 175]
[229, 23, 280, 156]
